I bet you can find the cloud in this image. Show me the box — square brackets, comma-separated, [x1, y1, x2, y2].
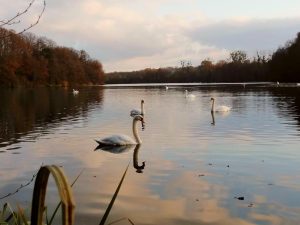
[188, 17, 300, 53]
[3, 0, 300, 72]
[30, 0, 213, 71]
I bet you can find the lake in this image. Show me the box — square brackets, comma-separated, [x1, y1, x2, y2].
[0, 83, 300, 225]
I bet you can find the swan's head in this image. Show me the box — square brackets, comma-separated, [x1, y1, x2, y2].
[134, 115, 145, 130]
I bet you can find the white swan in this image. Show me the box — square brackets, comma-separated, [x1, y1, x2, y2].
[165, 86, 169, 90]
[210, 97, 231, 112]
[73, 89, 79, 94]
[130, 100, 144, 117]
[185, 90, 196, 99]
[95, 115, 144, 146]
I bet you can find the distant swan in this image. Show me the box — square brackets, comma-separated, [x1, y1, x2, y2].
[210, 97, 231, 112]
[130, 100, 144, 117]
[73, 89, 79, 94]
[185, 90, 196, 99]
[165, 86, 169, 90]
[95, 115, 144, 146]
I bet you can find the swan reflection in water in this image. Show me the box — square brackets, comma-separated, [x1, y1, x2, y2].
[133, 144, 145, 173]
[94, 144, 146, 173]
[211, 111, 215, 126]
[210, 105, 231, 125]
[94, 144, 134, 153]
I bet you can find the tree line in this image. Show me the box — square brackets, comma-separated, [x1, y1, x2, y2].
[1, 27, 300, 86]
[0, 28, 104, 87]
[106, 32, 300, 84]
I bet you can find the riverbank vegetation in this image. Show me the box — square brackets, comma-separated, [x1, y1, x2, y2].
[1, 27, 300, 86]
[106, 32, 300, 84]
[0, 28, 104, 87]
[0, 164, 130, 225]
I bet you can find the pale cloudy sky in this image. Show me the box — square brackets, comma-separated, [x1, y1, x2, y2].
[2, 0, 300, 72]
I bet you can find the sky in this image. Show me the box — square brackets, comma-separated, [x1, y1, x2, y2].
[2, 0, 300, 72]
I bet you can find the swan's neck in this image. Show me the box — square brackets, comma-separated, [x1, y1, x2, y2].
[132, 119, 142, 144]
[211, 99, 215, 112]
[141, 102, 144, 115]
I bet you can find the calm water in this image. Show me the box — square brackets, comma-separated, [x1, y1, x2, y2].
[1, 84, 300, 225]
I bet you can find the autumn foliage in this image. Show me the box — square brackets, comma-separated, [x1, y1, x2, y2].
[0, 28, 104, 87]
[106, 33, 300, 84]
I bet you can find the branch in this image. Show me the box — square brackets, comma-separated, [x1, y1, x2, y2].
[17, 0, 46, 35]
[0, 0, 36, 27]
[0, 0, 46, 39]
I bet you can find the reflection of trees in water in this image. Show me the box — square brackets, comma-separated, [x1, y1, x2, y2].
[0, 87, 104, 147]
[269, 87, 300, 131]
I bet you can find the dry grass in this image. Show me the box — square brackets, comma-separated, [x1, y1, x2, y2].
[0, 164, 131, 225]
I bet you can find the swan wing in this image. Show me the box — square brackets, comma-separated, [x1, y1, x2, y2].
[96, 134, 136, 146]
[130, 109, 142, 116]
[186, 93, 196, 98]
[215, 105, 231, 112]
[186, 94, 196, 100]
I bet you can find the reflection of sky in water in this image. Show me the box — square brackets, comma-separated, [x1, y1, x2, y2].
[0, 85, 300, 225]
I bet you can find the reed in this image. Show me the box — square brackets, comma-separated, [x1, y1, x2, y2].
[0, 164, 131, 225]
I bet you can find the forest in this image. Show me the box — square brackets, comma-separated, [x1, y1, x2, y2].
[0, 28, 104, 87]
[1, 27, 300, 86]
[106, 32, 300, 84]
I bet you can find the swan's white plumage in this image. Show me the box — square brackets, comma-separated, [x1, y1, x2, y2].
[97, 134, 136, 146]
[211, 97, 231, 112]
[73, 89, 79, 94]
[130, 100, 144, 117]
[96, 115, 144, 146]
[130, 109, 142, 117]
[185, 90, 196, 98]
[215, 105, 231, 112]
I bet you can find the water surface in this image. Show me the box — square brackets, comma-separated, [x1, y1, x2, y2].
[0, 84, 300, 225]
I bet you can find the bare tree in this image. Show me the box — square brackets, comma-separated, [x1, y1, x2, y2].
[0, 0, 46, 38]
[229, 50, 248, 63]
